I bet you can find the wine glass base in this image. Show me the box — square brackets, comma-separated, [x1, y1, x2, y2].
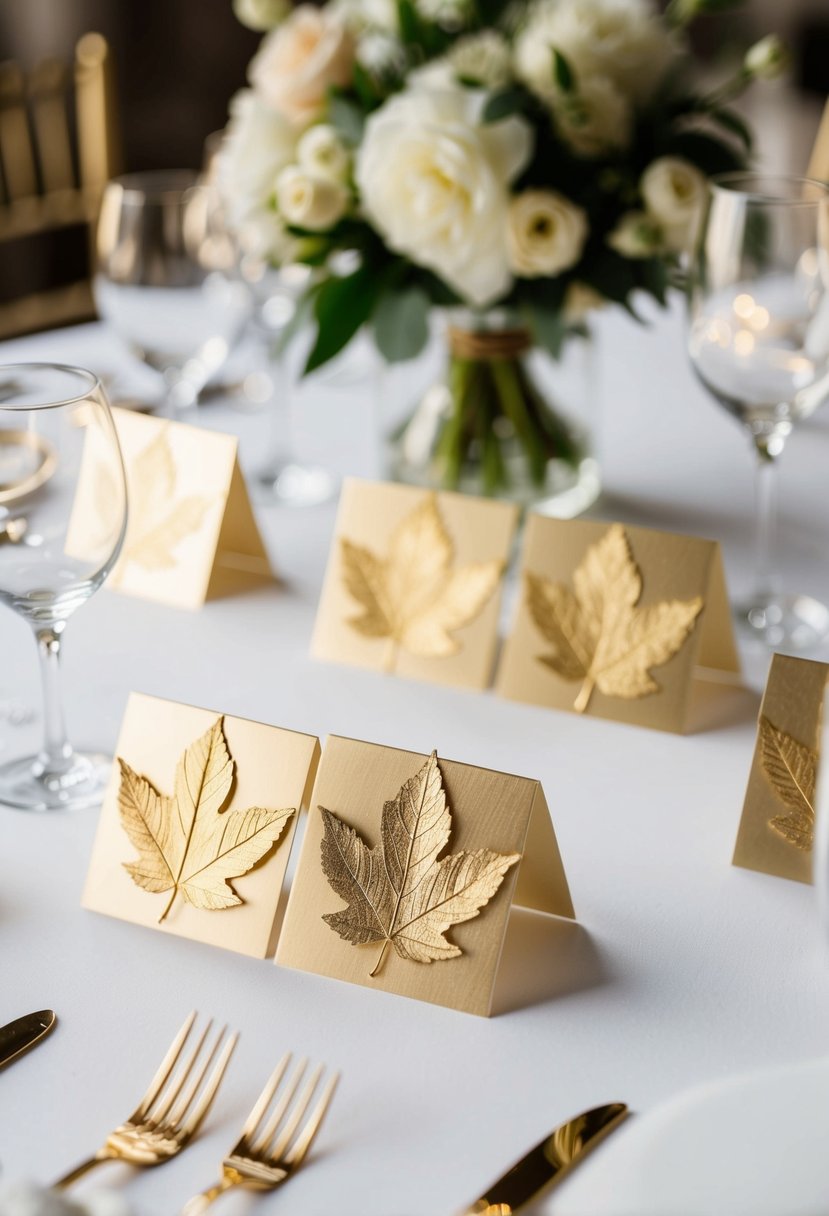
[736, 593, 829, 651]
[254, 461, 338, 508]
[0, 751, 111, 812]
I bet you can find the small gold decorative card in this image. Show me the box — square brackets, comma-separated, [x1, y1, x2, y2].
[68, 407, 272, 610]
[82, 694, 320, 957]
[311, 478, 518, 690]
[276, 736, 574, 1016]
[496, 517, 739, 733]
[733, 654, 827, 885]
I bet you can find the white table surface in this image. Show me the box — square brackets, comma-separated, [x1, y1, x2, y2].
[1, 304, 829, 1216]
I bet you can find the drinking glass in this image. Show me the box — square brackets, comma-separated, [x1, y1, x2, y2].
[95, 171, 251, 414]
[0, 365, 127, 811]
[688, 173, 829, 649]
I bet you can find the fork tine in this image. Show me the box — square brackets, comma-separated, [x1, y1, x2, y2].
[269, 1063, 325, 1161]
[166, 1023, 227, 1129]
[146, 1017, 214, 1126]
[236, 1054, 292, 1148]
[284, 1071, 340, 1168]
[249, 1058, 308, 1156]
[130, 1011, 196, 1123]
[177, 1031, 238, 1141]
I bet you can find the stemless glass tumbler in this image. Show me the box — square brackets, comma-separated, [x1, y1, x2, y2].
[688, 173, 829, 649]
[0, 365, 127, 811]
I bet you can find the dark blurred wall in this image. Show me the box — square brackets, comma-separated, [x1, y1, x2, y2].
[0, 0, 260, 169]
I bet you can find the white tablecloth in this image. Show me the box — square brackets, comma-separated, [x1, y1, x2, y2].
[1, 305, 828, 1216]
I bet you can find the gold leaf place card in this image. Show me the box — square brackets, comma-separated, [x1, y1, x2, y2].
[276, 736, 574, 1016]
[83, 694, 320, 957]
[496, 517, 740, 733]
[311, 478, 518, 689]
[733, 654, 827, 884]
[67, 407, 272, 610]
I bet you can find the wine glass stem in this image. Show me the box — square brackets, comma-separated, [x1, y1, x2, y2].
[34, 626, 73, 779]
[752, 447, 779, 603]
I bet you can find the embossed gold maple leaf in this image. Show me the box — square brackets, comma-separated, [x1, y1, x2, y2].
[759, 715, 818, 851]
[340, 494, 504, 673]
[319, 750, 520, 977]
[526, 523, 704, 714]
[103, 427, 210, 576]
[118, 717, 295, 923]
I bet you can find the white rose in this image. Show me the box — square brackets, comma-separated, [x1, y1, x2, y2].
[331, 0, 398, 34]
[415, 0, 473, 30]
[744, 34, 789, 81]
[507, 189, 588, 277]
[607, 210, 663, 258]
[449, 31, 512, 88]
[355, 30, 406, 75]
[276, 165, 349, 230]
[297, 124, 351, 182]
[515, 0, 677, 106]
[641, 156, 706, 252]
[356, 87, 533, 307]
[249, 5, 355, 126]
[233, 0, 289, 31]
[216, 89, 298, 259]
[551, 75, 631, 157]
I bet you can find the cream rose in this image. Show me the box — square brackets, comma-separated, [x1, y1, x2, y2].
[356, 87, 532, 307]
[507, 189, 588, 277]
[249, 6, 355, 125]
[233, 0, 289, 31]
[744, 34, 789, 80]
[276, 165, 349, 230]
[607, 210, 663, 258]
[641, 156, 706, 252]
[551, 75, 631, 157]
[515, 0, 677, 106]
[297, 124, 350, 182]
[449, 31, 512, 88]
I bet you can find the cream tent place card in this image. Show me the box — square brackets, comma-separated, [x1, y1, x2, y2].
[311, 478, 518, 690]
[83, 694, 320, 958]
[68, 407, 272, 610]
[733, 654, 827, 885]
[276, 736, 574, 1017]
[496, 516, 739, 734]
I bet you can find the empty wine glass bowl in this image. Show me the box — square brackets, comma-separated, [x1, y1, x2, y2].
[688, 174, 829, 649]
[95, 171, 251, 413]
[0, 364, 127, 811]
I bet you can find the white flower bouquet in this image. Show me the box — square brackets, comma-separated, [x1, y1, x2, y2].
[220, 0, 783, 498]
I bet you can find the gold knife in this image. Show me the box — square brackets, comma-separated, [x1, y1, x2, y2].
[459, 1102, 628, 1215]
[0, 1010, 56, 1068]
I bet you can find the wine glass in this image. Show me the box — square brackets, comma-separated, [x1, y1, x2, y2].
[0, 365, 127, 811]
[688, 173, 829, 649]
[94, 171, 251, 415]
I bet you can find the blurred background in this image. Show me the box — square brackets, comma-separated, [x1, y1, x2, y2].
[0, 0, 827, 339]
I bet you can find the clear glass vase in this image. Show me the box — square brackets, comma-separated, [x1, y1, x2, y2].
[387, 313, 600, 515]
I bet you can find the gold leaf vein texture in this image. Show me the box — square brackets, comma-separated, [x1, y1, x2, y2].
[526, 523, 703, 713]
[759, 715, 818, 851]
[118, 716, 295, 922]
[339, 494, 504, 672]
[319, 751, 520, 976]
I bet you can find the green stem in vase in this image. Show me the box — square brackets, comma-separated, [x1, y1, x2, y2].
[489, 357, 549, 487]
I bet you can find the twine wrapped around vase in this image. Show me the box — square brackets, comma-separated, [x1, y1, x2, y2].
[447, 326, 533, 362]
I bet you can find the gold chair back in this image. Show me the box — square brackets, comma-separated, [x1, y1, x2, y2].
[0, 33, 120, 339]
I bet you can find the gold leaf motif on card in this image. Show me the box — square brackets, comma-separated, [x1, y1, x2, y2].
[759, 715, 818, 851]
[118, 717, 295, 922]
[340, 494, 503, 673]
[526, 523, 703, 713]
[319, 750, 520, 976]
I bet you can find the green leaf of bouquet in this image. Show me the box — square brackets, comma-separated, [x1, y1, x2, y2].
[580, 248, 638, 305]
[638, 257, 670, 306]
[522, 300, 568, 360]
[373, 286, 431, 363]
[666, 129, 746, 175]
[551, 47, 575, 93]
[483, 86, 527, 123]
[328, 89, 366, 145]
[304, 266, 379, 375]
[708, 106, 753, 150]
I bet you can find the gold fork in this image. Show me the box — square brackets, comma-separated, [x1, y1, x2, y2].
[53, 1011, 237, 1189]
[180, 1054, 340, 1214]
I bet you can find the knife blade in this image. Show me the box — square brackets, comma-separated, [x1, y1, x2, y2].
[0, 1010, 56, 1068]
[459, 1102, 628, 1215]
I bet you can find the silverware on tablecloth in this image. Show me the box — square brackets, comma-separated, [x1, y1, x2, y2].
[180, 1054, 340, 1214]
[0, 1009, 56, 1068]
[458, 1102, 629, 1215]
[53, 1011, 237, 1190]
